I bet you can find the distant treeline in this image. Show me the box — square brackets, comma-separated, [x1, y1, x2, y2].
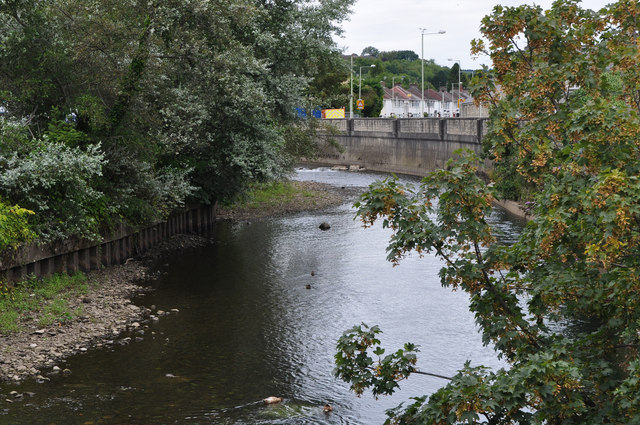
[343, 46, 476, 117]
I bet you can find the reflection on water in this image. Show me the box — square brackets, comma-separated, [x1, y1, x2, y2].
[0, 167, 525, 424]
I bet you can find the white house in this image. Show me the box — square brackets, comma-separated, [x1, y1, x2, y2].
[380, 83, 460, 117]
[380, 83, 421, 117]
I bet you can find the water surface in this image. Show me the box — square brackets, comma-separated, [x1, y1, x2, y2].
[0, 167, 525, 424]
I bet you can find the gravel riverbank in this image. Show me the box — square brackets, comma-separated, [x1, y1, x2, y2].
[0, 235, 209, 384]
[215, 180, 353, 221]
[0, 180, 352, 384]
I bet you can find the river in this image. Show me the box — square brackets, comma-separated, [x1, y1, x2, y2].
[0, 167, 525, 424]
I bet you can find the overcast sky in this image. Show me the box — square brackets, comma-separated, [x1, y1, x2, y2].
[335, 0, 613, 69]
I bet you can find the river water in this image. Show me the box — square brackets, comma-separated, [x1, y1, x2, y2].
[0, 167, 525, 424]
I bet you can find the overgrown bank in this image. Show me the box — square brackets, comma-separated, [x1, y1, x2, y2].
[0, 235, 207, 384]
[0, 179, 349, 384]
[0, 0, 355, 266]
[0, 0, 357, 377]
[216, 180, 348, 221]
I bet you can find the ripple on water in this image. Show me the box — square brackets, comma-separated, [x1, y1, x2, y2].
[0, 168, 523, 424]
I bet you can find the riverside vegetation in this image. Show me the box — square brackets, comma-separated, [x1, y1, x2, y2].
[0, 179, 348, 383]
[0, 274, 88, 334]
[216, 180, 346, 221]
[0, 0, 355, 382]
[0, 0, 355, 257]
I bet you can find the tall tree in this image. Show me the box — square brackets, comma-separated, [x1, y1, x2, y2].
[379, 50, 420, 62]
[335, 1, 640, 423]
[0, 0, 355, 243]
[360, 81, 383, 117]
[448, 62, 461, 91]
[362, 46, 380, 57]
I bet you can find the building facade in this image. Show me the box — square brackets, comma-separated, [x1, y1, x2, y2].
[379, 83, 465, 118]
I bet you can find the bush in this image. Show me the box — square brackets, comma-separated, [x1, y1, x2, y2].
[0, 141, 106, 242]
[99, 143, 195, 225]
[0, 199, 35, 251]
[0, 117, 41, 155]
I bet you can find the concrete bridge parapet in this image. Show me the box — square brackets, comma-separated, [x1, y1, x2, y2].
[316, 118, 488, 175]
[397, 118, 441, 140]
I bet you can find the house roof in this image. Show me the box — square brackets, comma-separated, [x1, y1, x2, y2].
[436, 90, 455, 102]
[424, 88, 445, 101]
[382, 84, 416, 101]
[380, 84, 473, 104]
[451, 89, 470, 100]
[405, 85, 422, 99]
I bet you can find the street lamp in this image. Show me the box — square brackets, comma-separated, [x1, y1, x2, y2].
[359, 64, 375, 100]
[420, 28, 445, 117]
[349, 55, 353, 118]
[448, 58, 461, 116]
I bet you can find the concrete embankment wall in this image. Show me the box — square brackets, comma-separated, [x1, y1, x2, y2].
[0, 205, 216, 283]
[313, 118, 533, 220]
[314, 118, 488, 175]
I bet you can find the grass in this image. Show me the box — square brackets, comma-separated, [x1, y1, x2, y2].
[38, 299, 84, 328]
[0, 273, 89, 334]
[0, 310, 20, 333]
[217, 179, 342, 221]
[226, 181, 315, 210]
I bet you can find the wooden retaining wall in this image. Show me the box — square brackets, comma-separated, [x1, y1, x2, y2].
[0, 205, 216, 283]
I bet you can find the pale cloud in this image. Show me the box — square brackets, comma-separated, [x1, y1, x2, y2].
[335, 0, 612, 69]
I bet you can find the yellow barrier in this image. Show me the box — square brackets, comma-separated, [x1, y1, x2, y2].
[322, 108, 346, 119]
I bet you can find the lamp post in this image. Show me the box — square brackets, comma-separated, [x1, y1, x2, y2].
[448, 58, 461, 116]
[359, 64, 375, 100]
[349, 56, 353, 118]
[451, 83, 458, 117]
[420, 28, 445, 117]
